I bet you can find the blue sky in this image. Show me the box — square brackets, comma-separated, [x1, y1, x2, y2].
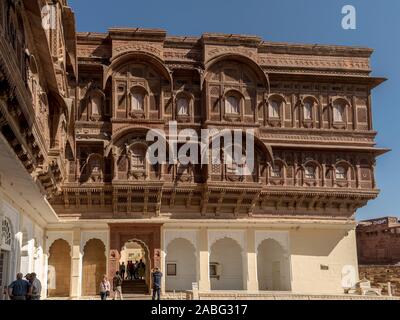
[68, 0, 399, 220]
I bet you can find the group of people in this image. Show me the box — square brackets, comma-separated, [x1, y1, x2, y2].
[4, 267, 160, 301]
[4, 272, 42, 300]
[119, 259, 146, 280]
[99, 272, 123, 301]
[99, 267, 163, 301]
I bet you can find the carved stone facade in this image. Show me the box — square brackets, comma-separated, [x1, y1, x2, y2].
[0, 0, 391, 299]
[49, 29, 387, 222]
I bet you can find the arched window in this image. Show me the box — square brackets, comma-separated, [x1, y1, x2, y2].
[128, 144, 147, 177]
[225, 96, 240, 115]
[177, 97, 189, 116]
[225, 152, 239, 175]
[131, 92, 145, 112]
[269, 100, 280, 118]
[333, 102, 345, 122]
[132, 149, 145, 171]
[271, 164, 282, 178]
[304, 102, 312, 120]
[224, 145, 250, 178]
[91, 94, 102, 116]
[87, 155, 103, 183]
[226, 163, 238, 175]
[305, 166, 316, 179]
[1, 218, 12, 249]
[335, 166, 347, 180]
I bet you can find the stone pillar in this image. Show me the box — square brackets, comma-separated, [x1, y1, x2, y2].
[371, 165, 376, 189]
[112, 147, 118, 181]
[245, 228, 258, 292]
[356, 164, 361, 189]
[198, 227, 210, 291]
[108, 226, 119, 291]
[70, 228, 82, 298]
[108, 250, 120, 291]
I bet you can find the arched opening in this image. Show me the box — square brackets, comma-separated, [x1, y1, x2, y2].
[210, 238, 243, 290]
[48, 93, 63, 149]
[120, 240, 151, 294]
[129, 85, 148, 118]
[82, 239, 106, 296]
[0, 218, 13, 300]
[165, 238, 196, 292]
[80, 153, 104, 184]
[267, 95, 285, 126]
[48, 239, 71, 297]
[257, 239, 291, 291]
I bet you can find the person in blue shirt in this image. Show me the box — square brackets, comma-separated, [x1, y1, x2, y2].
[8, 273, 31, 300]
[152, 267, 163, 300]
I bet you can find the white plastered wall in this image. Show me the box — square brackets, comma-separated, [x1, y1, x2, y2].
[289, 227, 358, 294]
[0, 197, 46, 298]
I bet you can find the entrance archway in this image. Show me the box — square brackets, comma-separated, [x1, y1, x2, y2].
[257, 239, 291, 291]
[120, 239, 151, 294]
[48, 239, 71, 297]
[82, 239, 106, 296]
[210, 237, 243, 290]
[165, 238, 196, 291]
[108, 223, 162, 295]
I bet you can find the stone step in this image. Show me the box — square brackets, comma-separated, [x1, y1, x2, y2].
[122, 280, 149, 294]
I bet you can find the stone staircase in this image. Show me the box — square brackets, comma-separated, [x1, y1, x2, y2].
[122, 279, 149, 294]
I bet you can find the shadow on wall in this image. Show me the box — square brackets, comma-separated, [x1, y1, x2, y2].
[290, 229, 350, 257]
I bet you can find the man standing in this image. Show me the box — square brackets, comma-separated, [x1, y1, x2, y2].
[119, 262, 126, 280]
[138, 259, 146, 280]
[151, 267, 163, 301]
[30, 273, 42, 300]
[112, 271, 123, 300]
[8, 273, 31, 300]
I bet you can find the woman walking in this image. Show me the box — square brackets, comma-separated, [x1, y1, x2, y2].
[99, 274, 110, 300]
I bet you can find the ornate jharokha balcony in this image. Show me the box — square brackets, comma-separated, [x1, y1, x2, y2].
[51, 164, 379, 220]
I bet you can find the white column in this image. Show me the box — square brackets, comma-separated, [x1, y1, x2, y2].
[70, 228, 82, 298]
[245, 228, 258, 291]
[198, 227, 210, 291]
[42, 253, 49, 299]
[28, 237, 35, 273]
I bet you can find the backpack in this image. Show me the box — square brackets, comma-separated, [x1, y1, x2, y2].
[114, 275, 122, 287]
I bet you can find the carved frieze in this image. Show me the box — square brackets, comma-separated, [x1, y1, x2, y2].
[205, 45, 258, 63]
[112, 41, 163, 59]
[163, 48, 202, 62]
[259, 53, 370, 72]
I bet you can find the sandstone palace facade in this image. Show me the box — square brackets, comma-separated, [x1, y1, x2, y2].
[0, 0, 389, 299]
